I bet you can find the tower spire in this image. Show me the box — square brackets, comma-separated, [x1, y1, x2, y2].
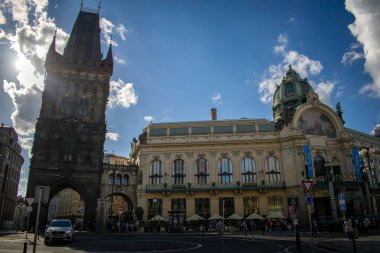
[80, 0, 84, 10]
[48, 29, 57, 54]
[98, 0, 102, 13]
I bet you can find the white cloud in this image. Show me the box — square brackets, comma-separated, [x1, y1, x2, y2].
[311, 80, 336, 105]
[108, 79, 138, 108]
[0, 0, 69, 137]
[345, 0, 380, 98]
[144, 115, 154, 122]
[162, 116, 173, 122]
[116, 24, 127, 40]
[19, 136, 33, 157]
[114, 56, 126, 64]
[106, 132, 119, 141]
[341, 43, 364, 65]
[289, 17, 296, 22]
[259, 64, 285, 104]
[99, 17, 117, 46]
[273, 33, 288, 54]
[0, 9, 5, 24]
[258, 33, 333, 104]
[211, 92, 222, 104]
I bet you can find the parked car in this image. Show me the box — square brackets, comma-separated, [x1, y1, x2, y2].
[44, 219, 74, 245]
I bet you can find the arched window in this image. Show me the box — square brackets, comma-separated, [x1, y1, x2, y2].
[314, 155, 326, 177]
[108, 173, 114, 185]
[172, 159, 186, 185]
[195, 158, 209, 184]
[115, 174, 121, 185]
[241, 157, 256, 183]
[123, 175, 129, 186]
[218, 157, 233, 183]
[265, 156, 281, 182]
[149, 160, 163, 185]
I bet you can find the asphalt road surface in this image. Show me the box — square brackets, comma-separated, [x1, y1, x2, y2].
[0, 234, 293, 253]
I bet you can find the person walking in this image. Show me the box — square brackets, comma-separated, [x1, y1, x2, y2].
[343, 218, 353, 239]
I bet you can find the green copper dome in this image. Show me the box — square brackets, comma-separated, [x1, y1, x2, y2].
[272, 65, 314, 128]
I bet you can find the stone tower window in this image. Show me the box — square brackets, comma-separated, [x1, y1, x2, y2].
[79, 97, 89, 116]
[60, 96, 70, 114]
[63, 142, 75, 161]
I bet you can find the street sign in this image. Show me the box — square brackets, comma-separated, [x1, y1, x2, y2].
[26, 206, 33, 213]
[34, 186, 50, 204]
[338, 192, 345, 201]
[80, 208, 85, 214]
[25, 198, 34, 206]
[305, 194, 313, 205]
[301, 180, 314, 193]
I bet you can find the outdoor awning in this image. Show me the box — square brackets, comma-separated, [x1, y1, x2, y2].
[245, 213, 265, 220]
[149, 215, 166, 221]
[267, 212, 286, 219]
[208, 214, 224, 220]
[227, 213, 242, 220]
[187, 214, 206, 221]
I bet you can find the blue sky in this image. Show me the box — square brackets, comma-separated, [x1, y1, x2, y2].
[0, 0, 379, 196]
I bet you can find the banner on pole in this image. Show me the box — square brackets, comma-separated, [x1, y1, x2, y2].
[352, 147, 361, 177]
[304, 144, 313, 178]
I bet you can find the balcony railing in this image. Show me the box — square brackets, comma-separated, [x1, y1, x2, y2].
[145, 181, 285, 193]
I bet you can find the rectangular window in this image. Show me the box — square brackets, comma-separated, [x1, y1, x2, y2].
[243, 196, 259, 217]
[148, 199, 162, 219]
[63, 142, 75, 161]
[149, 128, 167, 137]
[170, 127, 188, 136]
[258, 123, 276, 132]
[268, 196, 284, 212]
[236, 125, 256, 133]
[214, 125, 233, 134]
[171, 198, 186, 216]
[195, 198, 210, 218]
[192, 126, 210, 135]
[219, 197, 234, 218]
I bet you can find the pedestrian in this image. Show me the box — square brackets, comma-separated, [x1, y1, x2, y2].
[343, 218, 353, 239]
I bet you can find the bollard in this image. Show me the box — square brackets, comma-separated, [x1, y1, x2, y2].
[295, 225, 302, 252]
[23, 242, 27, 253]
[351, 233, 357, 253]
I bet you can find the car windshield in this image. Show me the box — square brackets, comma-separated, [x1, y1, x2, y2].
[49, 220, 71, 227]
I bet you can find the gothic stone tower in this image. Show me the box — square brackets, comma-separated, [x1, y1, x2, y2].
[26, 8, 113, 229]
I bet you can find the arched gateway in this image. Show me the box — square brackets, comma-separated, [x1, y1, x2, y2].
[26, 6, 113, 231]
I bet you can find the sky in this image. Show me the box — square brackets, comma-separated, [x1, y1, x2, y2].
[0, 0, 379, 196]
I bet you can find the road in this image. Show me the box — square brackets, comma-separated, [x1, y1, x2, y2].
[1, 231, 380, 253]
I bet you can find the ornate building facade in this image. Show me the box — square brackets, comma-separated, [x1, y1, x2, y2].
[131, 66, 380, 223]
[26, 6, 113, 230]
[0, 124, 24, 229]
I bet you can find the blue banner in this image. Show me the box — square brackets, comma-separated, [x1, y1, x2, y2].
[352, 147, 361, 177]
[304, 144, 313, 179]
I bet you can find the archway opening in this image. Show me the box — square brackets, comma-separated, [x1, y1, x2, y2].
[47, 188, 85, 231]
[105, 193, 134, 232]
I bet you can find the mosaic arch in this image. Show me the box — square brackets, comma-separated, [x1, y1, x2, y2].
[297, 109, 337, 138]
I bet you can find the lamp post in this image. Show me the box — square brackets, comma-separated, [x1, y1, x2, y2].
[325, 151, 338, 219]
[359, 147, 377, 216]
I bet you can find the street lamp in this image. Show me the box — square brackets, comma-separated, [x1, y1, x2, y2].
[359, 147, 377, 216]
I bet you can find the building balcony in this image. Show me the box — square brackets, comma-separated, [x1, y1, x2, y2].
[145, 181, 285, 193]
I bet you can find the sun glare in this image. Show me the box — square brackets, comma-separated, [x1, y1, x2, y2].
[15, 55, 28, 71]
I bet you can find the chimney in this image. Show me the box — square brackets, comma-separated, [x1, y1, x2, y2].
[211, 108, 217, 121]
